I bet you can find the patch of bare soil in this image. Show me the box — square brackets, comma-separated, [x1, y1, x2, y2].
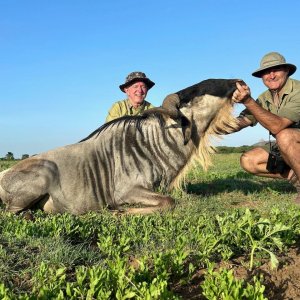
[173, 245, 300, 299]
[257, 246, 300, 300]
[229, 200, 260, 209]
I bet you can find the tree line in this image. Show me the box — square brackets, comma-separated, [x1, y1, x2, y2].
[0, 152, 29, 161]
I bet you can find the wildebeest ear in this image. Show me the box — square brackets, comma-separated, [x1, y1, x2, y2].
[141, 93, 192, 144]
[142, 94, 181, 119]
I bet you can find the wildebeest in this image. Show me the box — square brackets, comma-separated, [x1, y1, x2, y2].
[0, 79, 239, 215]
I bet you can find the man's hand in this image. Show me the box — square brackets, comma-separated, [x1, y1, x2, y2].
[232, 81, 252, 104]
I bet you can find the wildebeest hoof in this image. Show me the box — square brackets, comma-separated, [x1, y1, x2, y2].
[20, 210, 35, 221]
[111, 209, 125, 216]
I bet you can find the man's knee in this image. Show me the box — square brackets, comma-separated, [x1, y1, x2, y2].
[276, 129, 295, 150]
[240, 151, 253, 173]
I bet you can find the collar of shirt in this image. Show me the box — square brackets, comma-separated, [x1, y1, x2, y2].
[126, 99, 146, 110]
[266, 78, 293, 103]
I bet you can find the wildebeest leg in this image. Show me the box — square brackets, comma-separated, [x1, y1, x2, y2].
[0, 159, 58, 213]
[118, 187, 175, 215]
[0, 185, 47, 213]
[143, 93, 192, 144]
[33, 195, 58, 213]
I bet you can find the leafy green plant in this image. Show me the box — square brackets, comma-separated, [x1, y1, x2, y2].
[236, 209, 289, 270]
[1, 153, 300, 299]
[201, 264, 267, 300]
[0, 283, 12, 300]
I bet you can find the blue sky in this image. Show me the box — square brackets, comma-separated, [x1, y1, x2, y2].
[1, 0, 300, 158]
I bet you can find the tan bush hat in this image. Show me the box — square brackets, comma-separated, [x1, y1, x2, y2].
[252, 52, 297, 78]
[119, 71, 155, 92]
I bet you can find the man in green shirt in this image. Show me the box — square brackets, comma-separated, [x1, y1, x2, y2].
[106, 71, 155, 122]
[232, 52, 300, 205]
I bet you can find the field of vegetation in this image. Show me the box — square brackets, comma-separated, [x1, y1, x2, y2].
[1, 153, 300, 299]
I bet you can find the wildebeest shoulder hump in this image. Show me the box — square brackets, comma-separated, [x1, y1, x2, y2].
[79, 114, 164, 142]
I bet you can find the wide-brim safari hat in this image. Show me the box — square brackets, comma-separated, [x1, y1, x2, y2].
[252, 52, 297, 78]
[119, 71, 155, 92]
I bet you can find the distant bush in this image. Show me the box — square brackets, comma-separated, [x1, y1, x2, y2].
[0, 160, 17, 171]
[216, 146, 254, 154]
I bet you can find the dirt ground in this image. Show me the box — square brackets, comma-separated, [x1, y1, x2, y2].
[174, 244, 300, 299]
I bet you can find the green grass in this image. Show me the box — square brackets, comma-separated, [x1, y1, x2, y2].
[0, 154, 299, 299]
[185, 153, 295, 213]
[0, 160, 16, 171]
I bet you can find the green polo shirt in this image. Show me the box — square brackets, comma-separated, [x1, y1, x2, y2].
[105, 99, 154, 122]
[241, 78, 300, 125]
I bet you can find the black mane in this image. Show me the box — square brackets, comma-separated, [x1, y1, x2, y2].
[79, 113, 164, 142]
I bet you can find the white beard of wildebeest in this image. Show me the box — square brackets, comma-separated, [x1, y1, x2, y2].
[0, 79, 239, 215]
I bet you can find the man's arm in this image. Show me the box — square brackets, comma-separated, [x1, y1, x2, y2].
[235, 115, 253, 132]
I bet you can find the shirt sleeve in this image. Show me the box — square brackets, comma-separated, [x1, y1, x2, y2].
[278, 91, 300, 122]
[145, 101, 155, 109]
[105, 103, 122, 122]
[238, 101, 261, 127]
